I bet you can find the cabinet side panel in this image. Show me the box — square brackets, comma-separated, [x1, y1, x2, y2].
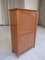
[10, 10, 18, 55]
[9, 10, 17, 25]
[10, 26, 18, 55]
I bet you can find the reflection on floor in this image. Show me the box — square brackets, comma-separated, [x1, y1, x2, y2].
[0, 26, 45, 60]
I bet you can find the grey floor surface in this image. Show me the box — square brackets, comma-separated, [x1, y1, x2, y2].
[0, 26, 45, 60]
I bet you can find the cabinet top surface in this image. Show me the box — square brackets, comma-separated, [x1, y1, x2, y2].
[9, 8, 38, 12]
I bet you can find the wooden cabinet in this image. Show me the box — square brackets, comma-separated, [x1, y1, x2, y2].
[9, 8, 38, 56]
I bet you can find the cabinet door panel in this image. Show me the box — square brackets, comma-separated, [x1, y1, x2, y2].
[17, 13, 36, 35]
[18, 32, 35, 54]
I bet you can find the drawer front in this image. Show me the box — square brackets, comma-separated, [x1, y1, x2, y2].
[18, 32, 35, 54]
[17, 12, 36, 35]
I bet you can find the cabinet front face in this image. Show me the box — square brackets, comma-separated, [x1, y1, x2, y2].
[10, 26, 18, 54]
[17, 12, 36, 35]
[17, 11, 36, 54]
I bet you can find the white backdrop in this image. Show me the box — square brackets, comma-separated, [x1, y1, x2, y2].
[0, 0, 9, 25]
[25, 0, 39, 10]
[0, 0, 2, 24]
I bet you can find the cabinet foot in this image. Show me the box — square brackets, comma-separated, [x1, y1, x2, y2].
[12, 50, 14, 53]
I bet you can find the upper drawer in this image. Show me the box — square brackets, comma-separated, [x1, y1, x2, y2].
[17, 12, 36, 35]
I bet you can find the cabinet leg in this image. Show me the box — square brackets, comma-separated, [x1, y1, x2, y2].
[12, 50, 14, 53]
[33, 44, 35, 48]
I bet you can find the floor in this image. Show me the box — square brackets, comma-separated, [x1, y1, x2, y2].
[0, 26, 45, 60]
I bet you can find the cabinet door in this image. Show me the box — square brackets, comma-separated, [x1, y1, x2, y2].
[17, 12, 36, 35]
[18, 32, 35, 54]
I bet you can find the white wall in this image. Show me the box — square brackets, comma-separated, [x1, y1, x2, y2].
[8, 0, 39, 10]
[0, 0, 2, 24]
[0, 0, 9, 25]
[18, 0, 25, 9]
[1, 0, 9, 25]
[7, 0, 25, 9]
[25, 0, 39, 10]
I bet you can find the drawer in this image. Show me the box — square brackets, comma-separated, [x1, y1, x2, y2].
[18, 32, 35, 54]
[17, 13, 36, 35]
